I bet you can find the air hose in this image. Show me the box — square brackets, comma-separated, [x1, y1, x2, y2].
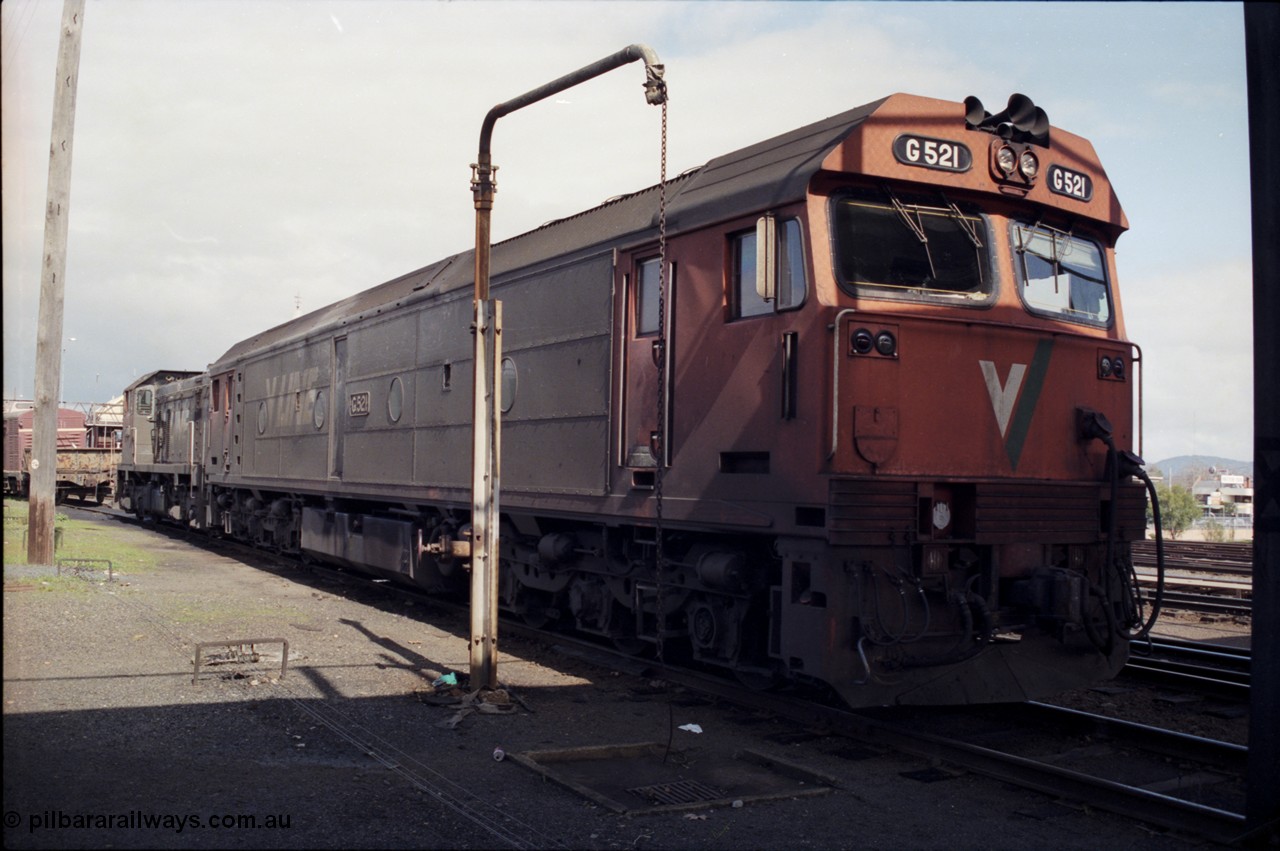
[1125, 457, 1165, 640]
[1077, 408, 1165, 644]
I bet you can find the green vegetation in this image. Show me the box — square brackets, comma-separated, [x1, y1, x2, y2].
[3, 499, 158, 576]
[1150, 484, 1202, 540]
[1202, 517, 1229, 543]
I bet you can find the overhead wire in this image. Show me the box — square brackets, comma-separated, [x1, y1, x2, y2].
[2, 0, 43, 82]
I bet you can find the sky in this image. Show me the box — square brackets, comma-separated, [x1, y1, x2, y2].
[1, 0, 1253, 466]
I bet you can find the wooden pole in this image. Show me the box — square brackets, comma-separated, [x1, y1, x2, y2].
[28, 0, 86, 564]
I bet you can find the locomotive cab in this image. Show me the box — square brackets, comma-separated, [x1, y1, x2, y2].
[731, 94, 1145, 704]
[116, 370, 203, 519]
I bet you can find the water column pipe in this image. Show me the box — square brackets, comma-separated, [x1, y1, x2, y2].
[467, 44, 667, 690]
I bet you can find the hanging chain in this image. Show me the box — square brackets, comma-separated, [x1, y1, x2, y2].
[653, 99, 669, 662]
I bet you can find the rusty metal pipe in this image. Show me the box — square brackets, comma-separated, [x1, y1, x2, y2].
[466, 43, 666, 692]
[471, 43, 666, 301]
[478, 43, 664, 161]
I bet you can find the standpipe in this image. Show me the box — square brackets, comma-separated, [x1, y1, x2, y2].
[465, 45, 667, 691]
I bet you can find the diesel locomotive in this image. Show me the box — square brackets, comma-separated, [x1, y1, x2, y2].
[117, 92, 1153, 707]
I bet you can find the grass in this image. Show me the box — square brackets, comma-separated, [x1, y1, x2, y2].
[3, 498, 159, 576]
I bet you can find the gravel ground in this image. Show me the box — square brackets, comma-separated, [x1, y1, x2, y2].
[3, 508, 1222, 850]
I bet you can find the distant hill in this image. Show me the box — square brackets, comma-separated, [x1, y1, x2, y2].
[1147, 455, 1253, 488]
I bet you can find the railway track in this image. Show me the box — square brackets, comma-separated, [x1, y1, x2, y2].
[60, 502, 1255, 842]
[1126, 637, 1251, 700]
[1131, 539, 1254, 619]
[1146, 588, 1252, 618]
[545, 636, 1251, 843]
[1132, 540, 1253, 576]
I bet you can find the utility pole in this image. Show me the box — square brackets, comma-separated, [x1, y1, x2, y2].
[28, 0, 87, 564]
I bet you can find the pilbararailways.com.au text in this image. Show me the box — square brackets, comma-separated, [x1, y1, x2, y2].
[8, 809, 292, 834]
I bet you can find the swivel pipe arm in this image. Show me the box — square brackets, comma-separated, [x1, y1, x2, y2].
[471, 43, 667, 300]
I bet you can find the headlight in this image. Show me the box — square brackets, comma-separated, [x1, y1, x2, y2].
[1019, 150, 1039, 179]
[996, 145, 1017, 175]
[852, 328, 873, 355]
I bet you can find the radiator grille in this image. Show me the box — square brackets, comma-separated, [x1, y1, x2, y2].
[828, 479, 916, 545]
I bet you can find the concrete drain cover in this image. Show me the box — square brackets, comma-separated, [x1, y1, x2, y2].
[511, 741, 836, 814]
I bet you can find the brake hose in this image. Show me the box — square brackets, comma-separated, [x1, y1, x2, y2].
[1077, 409, 1165, 642]
[1126, 458, 1165, 640]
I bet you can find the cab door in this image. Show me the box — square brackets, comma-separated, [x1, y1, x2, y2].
[620, 252, 674, 482]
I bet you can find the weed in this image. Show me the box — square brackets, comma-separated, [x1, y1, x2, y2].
[3, 500, 158, 575]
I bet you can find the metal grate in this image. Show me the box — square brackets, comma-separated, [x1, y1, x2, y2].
[192, 638, 289, 683]
[626, 780, 725, 806]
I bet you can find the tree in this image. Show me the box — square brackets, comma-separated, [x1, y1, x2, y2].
[1152, 484, 1201, 540]
[1203, 517, 1228, 543]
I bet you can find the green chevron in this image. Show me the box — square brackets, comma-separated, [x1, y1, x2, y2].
[1004, 339, 1054, 470]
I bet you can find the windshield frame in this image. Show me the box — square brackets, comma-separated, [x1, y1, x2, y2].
[829, 188, 996, 309]
[1009, 220, 1114, 329]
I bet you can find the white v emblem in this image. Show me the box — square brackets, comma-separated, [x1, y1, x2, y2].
[979, 360, 1027, 438]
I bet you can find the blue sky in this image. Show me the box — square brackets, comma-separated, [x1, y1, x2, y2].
[2, 1, 1252, 465]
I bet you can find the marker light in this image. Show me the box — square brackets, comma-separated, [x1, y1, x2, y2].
[996, 145, 1017, 175]
[1098, 353, 1127, 381]
[1018, 150, 1039, 179]
[852, 328, 874, 355]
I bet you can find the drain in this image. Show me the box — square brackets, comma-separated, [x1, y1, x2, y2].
[627, 779, 725, 806]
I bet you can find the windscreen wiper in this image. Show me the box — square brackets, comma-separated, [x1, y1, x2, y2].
[940, 193, 983, 250]
[884, 187, 938, 280]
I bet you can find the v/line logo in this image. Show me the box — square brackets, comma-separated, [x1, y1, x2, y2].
[978, 339, 1054, 470]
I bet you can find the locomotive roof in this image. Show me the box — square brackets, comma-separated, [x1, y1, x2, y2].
[213, 97, 889, 367]
[122, 370, 203, 393]
[211, 92, 1121, 368]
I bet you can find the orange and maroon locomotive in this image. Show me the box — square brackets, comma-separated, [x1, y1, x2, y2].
[118, 92, 1152, 706]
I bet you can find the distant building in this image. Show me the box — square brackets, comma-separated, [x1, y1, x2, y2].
[1191, 471, 1254, 518]
[86, 397, 124, 448]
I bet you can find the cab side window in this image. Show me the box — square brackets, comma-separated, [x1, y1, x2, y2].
[636, 257, 662, 336]
[730, 217, 807, 319]
[776, 218, 807, 309]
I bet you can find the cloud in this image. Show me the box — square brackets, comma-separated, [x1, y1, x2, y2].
[3, 0, 1253, 436]
[1122, 258, 1254, 462]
